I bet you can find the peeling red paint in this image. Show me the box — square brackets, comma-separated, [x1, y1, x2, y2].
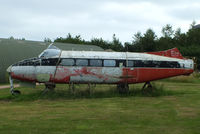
[54, 67, 110, 83]
[11, 72, 36, 82]
[11, 66, 194, 84]
[53, 67, 194, 84]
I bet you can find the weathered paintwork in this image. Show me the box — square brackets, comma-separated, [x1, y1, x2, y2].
[9, 47, 194, 85]
[54, 67, 123, 84]
[11, 66, 35, 81]
[36, 66, 56, 82]
[10, 66, 193, 84]
[146, 48, 184, 59]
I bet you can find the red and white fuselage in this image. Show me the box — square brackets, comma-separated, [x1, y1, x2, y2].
[8, 46, 194, 85]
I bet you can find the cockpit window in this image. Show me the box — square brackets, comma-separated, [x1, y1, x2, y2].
[41, 58, 59, 66]
[39, 52, 48, 58]
[13, 58, 59, 66]
[38, 44, 61, 58]
[13, 57, 40, 66]
[47, 44, 60, 50]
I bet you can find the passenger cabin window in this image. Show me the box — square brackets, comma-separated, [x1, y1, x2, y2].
[104, 60, 116, 67]
[61, 59, 74, 66]
[116, 60, 126, 67]
[127, 60, 134, 67]
[134, 60, 144, 67]
[144, 61, 155, 67]
[90, 59, 102, 67]
[76, 59, 88, 66]
[160, 61, 170, 68]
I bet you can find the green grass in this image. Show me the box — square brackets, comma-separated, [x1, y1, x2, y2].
[0, 81, 200, 134]
[160, 73, 200, 83]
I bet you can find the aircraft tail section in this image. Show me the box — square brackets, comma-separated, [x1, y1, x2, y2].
[146, 48, 184, 59]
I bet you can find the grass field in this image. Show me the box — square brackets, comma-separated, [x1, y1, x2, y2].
[0, 79, 200, 134]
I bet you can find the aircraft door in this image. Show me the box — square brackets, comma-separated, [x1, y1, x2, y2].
[123, 60, 138, 83]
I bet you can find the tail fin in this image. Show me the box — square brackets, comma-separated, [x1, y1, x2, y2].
[146, 48, 184, 59]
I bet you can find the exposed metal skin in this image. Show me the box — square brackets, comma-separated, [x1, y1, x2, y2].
[54, 67, 123, 84]
[7, 45, 194, 94]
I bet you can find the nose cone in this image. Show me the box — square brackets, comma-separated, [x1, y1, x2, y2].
[7, 65, 12, 73]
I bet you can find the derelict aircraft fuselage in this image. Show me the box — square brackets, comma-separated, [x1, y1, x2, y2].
[7, 45, 194, 94]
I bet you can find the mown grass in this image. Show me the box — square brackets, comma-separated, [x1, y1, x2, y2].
[0, 79, 200, 134]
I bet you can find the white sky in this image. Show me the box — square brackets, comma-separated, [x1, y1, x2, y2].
[0, 0, 200, 43]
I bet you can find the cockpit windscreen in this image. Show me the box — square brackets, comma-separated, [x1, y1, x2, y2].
[38, 44, 61, 58]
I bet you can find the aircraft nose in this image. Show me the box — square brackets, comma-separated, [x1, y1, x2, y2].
[7, 65, 13, 73]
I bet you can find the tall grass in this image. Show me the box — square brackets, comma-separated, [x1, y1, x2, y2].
[131, 83, 178, 97]
[0, 83, 184, 102]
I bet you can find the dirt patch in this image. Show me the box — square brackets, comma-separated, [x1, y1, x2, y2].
[0, 84, 20, 89]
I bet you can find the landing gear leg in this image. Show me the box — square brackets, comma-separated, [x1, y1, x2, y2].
[142, 82, 152, 89]
[88, 83, 91, 94]
[142, 82, 153, 93]
[87, 83, 96, 95]
[117, 83, 129, 94]
[9, 75, 21, 95]
[43, 83, 56, 93]
[69, 82, 75, 94]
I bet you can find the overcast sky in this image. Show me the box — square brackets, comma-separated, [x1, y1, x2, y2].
[0, 0, 200, 43]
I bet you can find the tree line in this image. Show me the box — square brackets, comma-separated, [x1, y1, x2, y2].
[53, 22, 200, 67]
